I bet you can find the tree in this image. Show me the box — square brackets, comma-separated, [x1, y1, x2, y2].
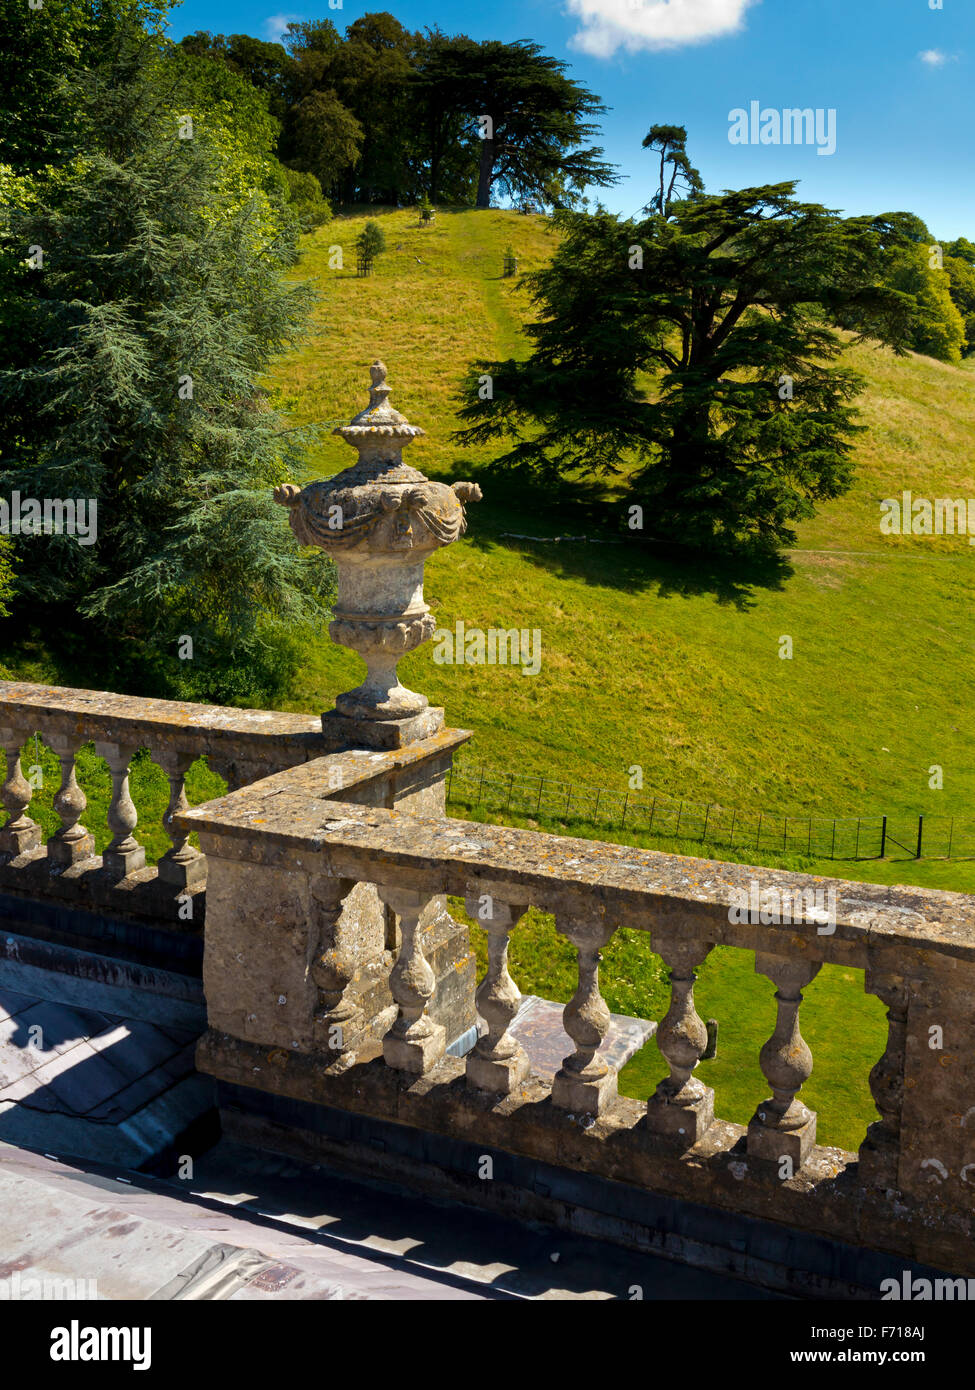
[411, 30, 479, 204]
[885, 243, 965, 363]
[944, 236, 975, 266]
[641, 124, 702, 218]
[456, 180, 917, 555]
[1, 6, 331, 700]
[0, 0, 132, 174]
[944, 255, 975, 355]
[426, 37, 618, 210]
[289, 88, 363, 198]
[872, 213, 965, 362]
[411, 35, 614, 211]
[177, 31, 295, 120]
[171, 17, 618, 212]
[281, 167, 331, 228]
[356, 220, 386, 266]
[329, 14, 417, 203]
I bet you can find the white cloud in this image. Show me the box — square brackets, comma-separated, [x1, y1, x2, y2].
[566, 0, 757, 59]
[918, 48, 951, 67]
[263, 13, 302, 42]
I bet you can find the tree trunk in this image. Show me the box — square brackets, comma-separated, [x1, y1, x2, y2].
[476, 138, 494, 209]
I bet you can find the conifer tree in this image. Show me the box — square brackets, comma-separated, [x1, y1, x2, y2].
[1, 5, 330, 701]
[456, 178, 917, 555]
[356, 220, 386, 266]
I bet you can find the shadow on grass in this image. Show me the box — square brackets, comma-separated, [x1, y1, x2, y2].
[438, 457, 793, 609]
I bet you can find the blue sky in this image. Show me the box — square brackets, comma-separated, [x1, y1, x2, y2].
[168, 0, 975, 238]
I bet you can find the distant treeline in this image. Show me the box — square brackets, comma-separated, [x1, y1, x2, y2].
[178, 15, 619, 211]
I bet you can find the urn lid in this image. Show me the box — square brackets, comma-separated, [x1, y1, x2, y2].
[333, 360, 426, 448]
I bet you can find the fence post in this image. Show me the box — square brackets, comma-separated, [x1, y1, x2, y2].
[675, 801, 684, 835]
[783, 815, 788, 851]
[648, 797, 656, 832]
[703, 803, 711, 842]
[880, 814, 887, 858]
[477, 766, 486, 806]
[593, 788, 601, 821]
[916, 815, 923, 859]
[729, 808, 737, 849]
[620, 792, 628, 829]
[506, 772, 515, 811]
[947, 817, 954, 859]
[855, 818, 861, 859]
[756, 813, 763, 852]
[831, 820, 837, 858]
[536, 777, 544, 816]
[807, 818, 812, 854]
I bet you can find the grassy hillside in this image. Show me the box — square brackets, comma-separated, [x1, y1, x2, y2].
[276, 206, 975, 894]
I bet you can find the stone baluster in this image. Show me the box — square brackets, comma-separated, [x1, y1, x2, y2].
[376, 885, 445, 1074]
[47, 735, 95, 869]
[464, 890, 530, 1094]
[0, 726, 42, 859]
[95, 741, 145, 881]
[157, 751, 206, 890]
[646, 929, 715, 1146]
[551, 914, 618, 1115]
[748, 954, 822, 1167]
[859, 967, 909, 1188]
[310, 874, 363, 1069]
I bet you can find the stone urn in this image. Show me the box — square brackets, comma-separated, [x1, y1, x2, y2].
[274, 361, 481, 735]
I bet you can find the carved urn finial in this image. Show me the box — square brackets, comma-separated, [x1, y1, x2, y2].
[274, 361, 481, 734]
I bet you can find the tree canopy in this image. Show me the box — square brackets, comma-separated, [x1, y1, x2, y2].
[641, 124, 702, 218]
[0, 0, 331, 700]
[178, 18, 618, 210]
[456, 176, 919, 556]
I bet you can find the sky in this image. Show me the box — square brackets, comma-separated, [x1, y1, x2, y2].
[168, 0, 975, 238]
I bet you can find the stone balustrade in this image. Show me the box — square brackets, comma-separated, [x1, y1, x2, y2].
[180, 774, 975, 1284]
[5, 362, 972, 1293]
[0, 679, 470, 934]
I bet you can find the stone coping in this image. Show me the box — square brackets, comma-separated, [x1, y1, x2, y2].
[178, 785, 975, 967]
[0, 732, 471, 933]
[0, 680, 472, 768]
[0, 680, 322, 753]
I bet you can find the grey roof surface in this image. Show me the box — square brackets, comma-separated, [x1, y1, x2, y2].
[0, 935, 211, 1168]
[0, 933, 771, 1301]
[0, 1141, 778, 1301]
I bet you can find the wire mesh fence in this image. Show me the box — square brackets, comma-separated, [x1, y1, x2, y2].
[445, 762, 975, 862]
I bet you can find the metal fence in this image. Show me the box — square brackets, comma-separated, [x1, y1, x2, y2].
[445, 762, 974, 862]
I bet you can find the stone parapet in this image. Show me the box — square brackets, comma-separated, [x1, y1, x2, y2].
[0, 678, 470, 939]
[180, 787, 975, 1280]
